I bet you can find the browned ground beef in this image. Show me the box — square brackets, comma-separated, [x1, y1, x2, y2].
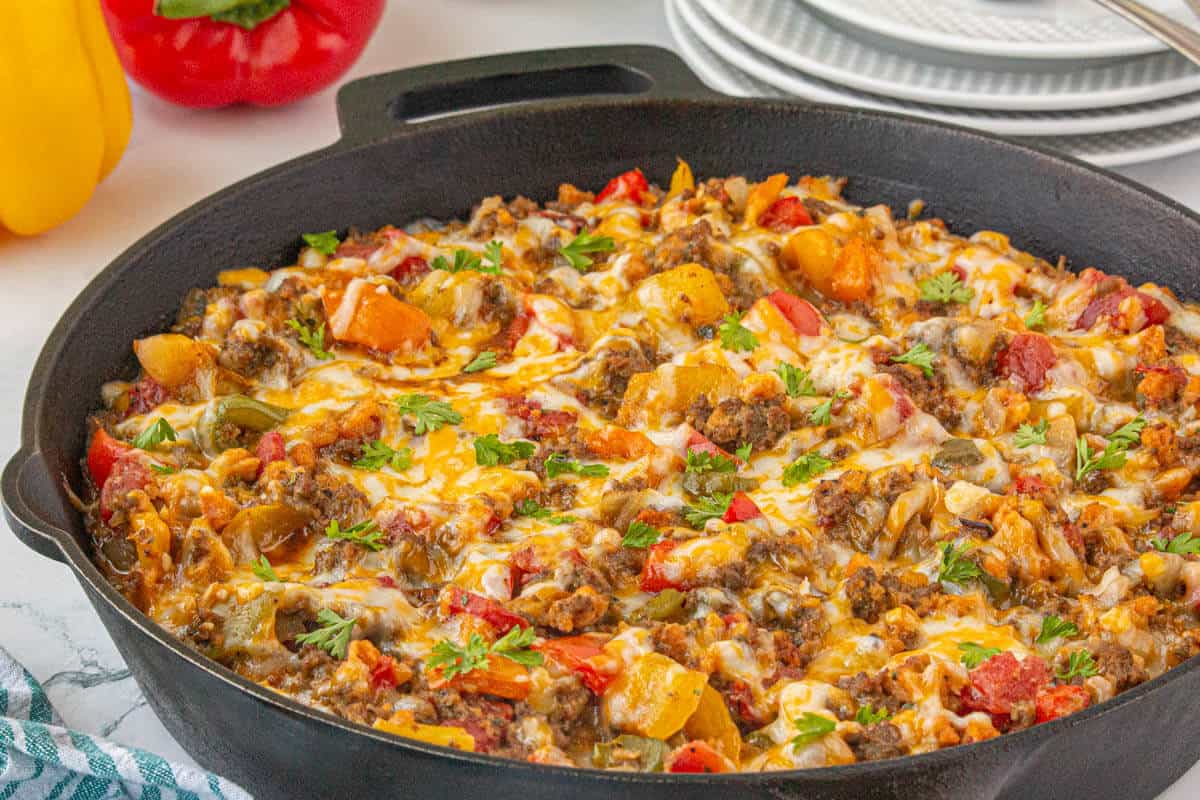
[686, 394, 791, 452]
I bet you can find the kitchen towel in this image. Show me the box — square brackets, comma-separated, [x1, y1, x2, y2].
[0, 646, 252, 800]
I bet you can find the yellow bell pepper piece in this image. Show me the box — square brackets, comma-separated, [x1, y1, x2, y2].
[744, 173, 789, 226]
[603, 652, 707, 739]
[684, 684, 742, 765]
[668, 158, 695, 198]
[0, 0, 131, 235]
[373, 712, 476, 752]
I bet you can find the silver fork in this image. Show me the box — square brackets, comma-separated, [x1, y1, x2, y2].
[1092, 0, 1200, 67]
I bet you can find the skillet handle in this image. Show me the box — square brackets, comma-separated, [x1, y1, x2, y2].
[336, 45, 718, 144]
[2, 448, 70, 564]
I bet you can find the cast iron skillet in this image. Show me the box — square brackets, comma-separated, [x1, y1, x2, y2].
[5, 45, 1200, 800]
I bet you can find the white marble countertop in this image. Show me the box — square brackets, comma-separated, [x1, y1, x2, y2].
[3, 0, 1200, 795]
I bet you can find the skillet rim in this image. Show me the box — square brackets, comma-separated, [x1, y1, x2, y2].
[10, 92, 1200, 784]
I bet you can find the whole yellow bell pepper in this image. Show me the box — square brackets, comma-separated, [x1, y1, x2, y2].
[0, 0, 131, 235]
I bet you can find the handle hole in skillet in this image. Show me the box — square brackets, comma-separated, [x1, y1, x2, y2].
[390, 64, 655, 124]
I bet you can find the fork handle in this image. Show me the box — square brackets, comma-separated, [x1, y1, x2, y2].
[1092, 0, 1200, 67]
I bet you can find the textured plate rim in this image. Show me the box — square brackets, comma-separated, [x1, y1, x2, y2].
[695, 0, 1200, 110]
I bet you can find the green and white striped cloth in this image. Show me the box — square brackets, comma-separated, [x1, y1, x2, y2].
[0, 646, 251, 800]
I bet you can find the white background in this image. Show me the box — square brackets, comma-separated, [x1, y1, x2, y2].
[1, 1, 1198, 795]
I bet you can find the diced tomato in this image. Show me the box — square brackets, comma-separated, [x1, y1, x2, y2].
[127, 377, 168, 416]
[87, 429, 131, 487]
[502, 308, 532, 351]
[766, 290, 822, 336]
[757, 196, 814, 232]
[254, 432, 286, 477]
[509, 546, 544, 589]
[722, 491, 762, 523]
[1010, 474, 1050, 499]
[1035, 684, 1090, 724]
[726, 680, 766, 726]
[502, 396, 578, 440]
[667, 741, 728, 774]
[995, 333, 1057, 393]
[1075, 285, 1170, 333]
[595, 168, 649, 204]
[960, 652, 1051, 726]
[639, 540, 681, 593]
[369, 655, 403, 690]
[445, 586, 528, 634]
[536, 634, 618, 695]
[98, 453, 150, 522]
[389, 255, 430, 283]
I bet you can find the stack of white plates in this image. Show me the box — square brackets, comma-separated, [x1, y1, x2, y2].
[665, 0, 1200, 166]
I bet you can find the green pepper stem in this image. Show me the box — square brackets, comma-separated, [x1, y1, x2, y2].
[154, 0, 289, 30]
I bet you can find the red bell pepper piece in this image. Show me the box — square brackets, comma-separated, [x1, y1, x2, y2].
[369, 655, 402, 690]
[535, 634, 617, 695]
[99, 453, 151, 522]
[1034, 684, 1090, 724]
[722, 491, 762, 523]
[960, 651, 1051, 730]
[684, 429, 744, 465]
[254, 431, 286, 476]
[639, 541, 681, 593]
[445, 586, 528, 634]
[100, 0, 384, 108]
[667, 741, 728, 773]
[995, 333, 1057, 394]
[595, 168, 649, 204]
[87, 429, 131, 487]
[757, 196, 814, 232]
[765, 290, 822, 335]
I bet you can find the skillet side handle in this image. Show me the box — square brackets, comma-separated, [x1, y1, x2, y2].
[336, 45, 718, 144]
[2, 449, 70, 564]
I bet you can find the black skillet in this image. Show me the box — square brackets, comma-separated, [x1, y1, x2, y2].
[5, 45, 1200, 800]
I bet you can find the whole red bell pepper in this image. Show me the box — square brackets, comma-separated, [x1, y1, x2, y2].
[100, 0, 384, 108]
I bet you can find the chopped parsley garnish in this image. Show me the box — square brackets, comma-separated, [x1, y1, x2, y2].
[483, 240, 505, 273]
[353, 440, 412, 472]
[251, 555, 279, 582]
[473, 434, 535, 466]
[463, 350, 497, 373]
[684, 493, 732, 528]
[1056, 649, 1100, 682]
[302, 230, 340, 256]
[782, 453, 832, 487]
[150, 463, 177, 475]
[1036, 615, 1079, 644]
[325, 519, 385, 551]
[544, 453, 610, 479]
[1025, 299, 1047, 330]
[393, 394, 463, 435]
[810, 391, 850, 427]
[622, 520, 663, 549]
[791, 713, 836, 749]
[937, 541, 983, 585]
[735, 442, 753, 462]
[559, 232, 615, 272]
[427, 633, 490, 679]
[685, 449, 738, 474]
[1074, 415, 1145, 482]
[294, 609, 356, 659]
[1109, 414, 1147, 448]
[1014, 420, 1048, 448]
[919, 272, 974, 304]
[513, 498, 575, 525]
[286, 318, 334, 360]
[1151, 532, 1200, 555]
[133, 418, 177, 451]
[891, 343, 936, 378]
[777, 363, 818, 398]
[432, 247, 501, 275]
[958, 642, 1001, 669]
[855, 705, 889, 726]
[490, 625, 544, 667]
[718, 312, 759, 352]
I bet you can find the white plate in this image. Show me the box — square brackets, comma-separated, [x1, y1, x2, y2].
[693, 0, 1200, 110]
[801, 0, 1188, 61]
[665, 0, 1200, 167]
[678, 0, 1200, 136]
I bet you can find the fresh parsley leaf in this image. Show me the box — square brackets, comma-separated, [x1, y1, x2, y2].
[855, 705, 889, 726]
[1014, 420, 1048, 448]
[513, 498, 575, 525]
[791, 712, 836, 749]
[302, 230, 340, 256]
[427, 633, 490, 680]
[919, 272, 974, 304]
[483, 240, 505, 273]
[133, 418, 177, 451]
[685, 449, 738, 474]
[735, 442, 753, 462]
[1108, 414, 1147, 448]
[463, 350, 497, 373]
[1056, 649, 1100, 682]
[809, 391, 850, 427]
[622, 520, 662, 549]
[777, 362, 818, 398]
[1074, 416, 1145, 483]
[286, 318, 334, 360]
[718, 312, 759, 352]
[432, 248, 500, 275]
[891, 343, 936, 378]
[394, 394, 463, 435]
[937, 541, 983, 585]
[149, 463, 177, 475]
[294, 609, 356, 659]
[544, 453, 610, 479]
[490, 625, 544, 667]
[683, 493, 732, 528]
[782, 453, 833, 487]
[1151, 532, 1200, 555]
[1036, 615, 1079, 644]
[958, 642, 1001, 669]
[353, 440, 412, 472]
[325, 519, 385, 551]
[1025, 299, 1047, 330]
[559, 232, 615, 272]
[473, 434, 536, 466]
[251, 555, 279, 582]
